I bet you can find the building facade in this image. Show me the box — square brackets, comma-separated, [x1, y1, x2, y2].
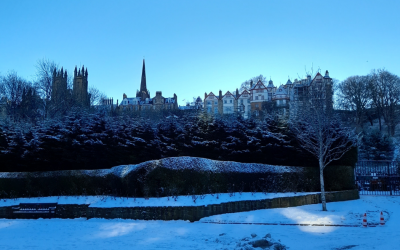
[119, 60, 178, 111]
[51, 65, 91, 108]
[204, 70, 332, 118]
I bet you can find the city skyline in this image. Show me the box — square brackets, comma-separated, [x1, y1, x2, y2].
[1, 0, 399, 105]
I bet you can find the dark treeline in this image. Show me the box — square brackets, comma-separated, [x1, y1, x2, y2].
[336, 69, 400, 160]
[0, 108, 357, 172]
[0, 59, 106, 123]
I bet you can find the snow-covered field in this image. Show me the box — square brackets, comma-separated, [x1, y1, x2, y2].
[0, 192, 317, 207]
[1, 195, 399, 250]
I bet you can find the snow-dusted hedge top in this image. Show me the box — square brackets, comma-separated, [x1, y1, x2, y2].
[0, 157, 304, 179]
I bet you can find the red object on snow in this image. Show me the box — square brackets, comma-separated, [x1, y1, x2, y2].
[362, 213, 367, 227]
[380, 211, 385, 226]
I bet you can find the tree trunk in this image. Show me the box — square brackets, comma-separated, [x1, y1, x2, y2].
[378, 110, 382, 131]
[319, 161, 327, 211]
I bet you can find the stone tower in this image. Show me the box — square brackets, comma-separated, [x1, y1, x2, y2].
[73, 66, 90, 107]
[136, 59, 150, 100]
[51, 67, 68, 105]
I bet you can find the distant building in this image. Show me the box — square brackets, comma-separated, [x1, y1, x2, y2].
[51, 65, 91, 108]
[179, 96, 203, 110]
[119, 60, 178, 111]
[204, 70, 332, 118]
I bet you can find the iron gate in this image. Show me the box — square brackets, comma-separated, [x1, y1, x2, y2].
[355, 161, 400, 195]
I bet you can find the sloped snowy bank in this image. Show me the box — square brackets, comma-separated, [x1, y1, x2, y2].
[0, 156, 304, 179]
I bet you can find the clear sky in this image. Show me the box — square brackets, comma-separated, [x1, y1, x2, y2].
[1, 0, 399, 105]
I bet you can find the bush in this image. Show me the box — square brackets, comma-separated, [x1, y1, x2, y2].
[0, 157, 354, 198]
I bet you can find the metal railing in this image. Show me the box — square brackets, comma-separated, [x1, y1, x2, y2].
[355, 161, 400, 195]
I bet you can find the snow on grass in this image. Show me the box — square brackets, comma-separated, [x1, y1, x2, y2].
[0, 192, 317, 207]
[0, 196, 399, 250]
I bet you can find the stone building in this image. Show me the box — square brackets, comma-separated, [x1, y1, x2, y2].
[119, 60, 178, 111]
[51, 65, 91, 108]
[204, 70, 332, 118]
[51, 67, 68, 106]
[73, 66, 90, 107]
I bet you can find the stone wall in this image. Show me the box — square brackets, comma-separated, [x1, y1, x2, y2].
[0, 190, 359, 221]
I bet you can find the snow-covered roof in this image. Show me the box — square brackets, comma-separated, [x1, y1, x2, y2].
[267, 79, 275, 88]
[274, 85, 288, 96]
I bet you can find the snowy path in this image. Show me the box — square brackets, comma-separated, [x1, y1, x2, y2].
[0, 196, 399, 249]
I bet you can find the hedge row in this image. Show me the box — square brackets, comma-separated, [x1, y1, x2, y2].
[0, 157, 355, 198]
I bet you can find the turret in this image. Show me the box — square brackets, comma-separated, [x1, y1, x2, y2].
[73, 65, 90, 107]
[324, 70, 330, 79]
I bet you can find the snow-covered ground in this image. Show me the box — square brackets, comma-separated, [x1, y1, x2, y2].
[1, 195, 399, 250]
[0, 192, 317, 207]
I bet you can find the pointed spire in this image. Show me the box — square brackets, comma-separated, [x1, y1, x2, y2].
[85, 68, 88, 77]
[60, 67, 63, 77]
[74, 66, 77, 77]
[82, 65, 85, 76]
[140, 59, 147, 92]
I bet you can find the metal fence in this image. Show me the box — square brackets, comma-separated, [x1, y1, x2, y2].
[355, 161, 400, 195]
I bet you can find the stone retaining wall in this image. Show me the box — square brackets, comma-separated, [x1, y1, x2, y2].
[0, 190, 359, 222]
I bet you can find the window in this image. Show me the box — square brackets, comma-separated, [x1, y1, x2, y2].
[261, 95, 264, 100]
[224, 100, 227, 104]
[224, 107, 232, 113]
[230, 100, 232, 103]
[207, 101, 211, 105]
[214, 101, 217, 105]
[207, 107, 211, 113]
[214, 107, 218, 113]
[247, 99, 250, 103]
[255, 96, 258, 100]
[240, 99, 243, 104]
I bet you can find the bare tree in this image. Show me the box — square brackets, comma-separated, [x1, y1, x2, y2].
[336, 75, 372, 130]
[34, 58, 58, 118]
[239, 74, 267, 92]
[369, 69, 400, 136]
[89, 86, 107, 106]
[0, 71, 31, 120]
[290, 78, 356, 211]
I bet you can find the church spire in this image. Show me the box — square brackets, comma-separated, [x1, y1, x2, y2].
[140, 59, 147, 93]
[136, 59, 150, 99]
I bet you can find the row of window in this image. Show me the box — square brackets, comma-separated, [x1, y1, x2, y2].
[207, 99, 251, 105]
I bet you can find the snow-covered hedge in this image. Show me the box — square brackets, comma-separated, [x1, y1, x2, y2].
[0, 112, 358, 172]
[0, 157, 355, 198]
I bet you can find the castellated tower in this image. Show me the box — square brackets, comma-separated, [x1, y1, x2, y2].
[51, 67, 68, 105]
[73, 65, 90, 107]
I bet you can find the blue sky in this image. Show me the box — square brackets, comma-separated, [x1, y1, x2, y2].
[1, 0, 399, 105]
